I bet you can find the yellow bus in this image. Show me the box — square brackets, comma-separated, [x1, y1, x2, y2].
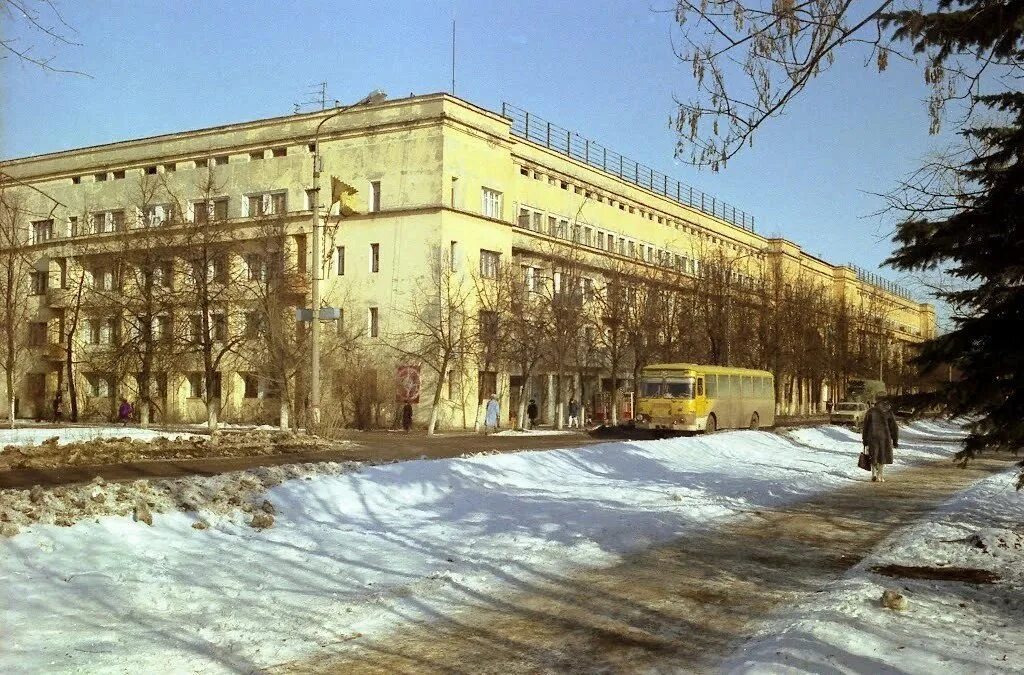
[634, 363, 775, 433]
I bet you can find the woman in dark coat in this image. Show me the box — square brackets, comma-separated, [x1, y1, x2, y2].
[862, 401, 899, 482]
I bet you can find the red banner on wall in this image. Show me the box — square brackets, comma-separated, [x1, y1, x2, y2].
[396, 365, 421, 403]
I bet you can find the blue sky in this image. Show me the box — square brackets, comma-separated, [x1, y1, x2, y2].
[1, 0, 950, 294]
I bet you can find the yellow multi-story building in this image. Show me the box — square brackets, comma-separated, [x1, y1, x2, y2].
[0, 93, 935, 428]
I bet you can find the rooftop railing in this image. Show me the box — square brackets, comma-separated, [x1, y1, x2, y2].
[501, 102, 756, 233]
[848, 264, 915, 301]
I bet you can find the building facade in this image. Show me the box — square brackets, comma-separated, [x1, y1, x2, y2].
[0, 93, 936, 428]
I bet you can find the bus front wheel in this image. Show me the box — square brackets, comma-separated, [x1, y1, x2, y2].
[750, 412, 760, 430]
[705, 415, 717, 434]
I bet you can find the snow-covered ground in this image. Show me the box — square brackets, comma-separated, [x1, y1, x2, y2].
[493, 428, 578, 436]
[725, 469, 1024, 674]
[0, 426, 196, 450]
[0, 420, 984, 673]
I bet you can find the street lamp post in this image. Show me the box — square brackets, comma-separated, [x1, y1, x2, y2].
[308, 91, 385, 430]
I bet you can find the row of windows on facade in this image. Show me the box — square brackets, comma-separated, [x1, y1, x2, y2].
[27, 180, 406, 245]
[516, 204, 760, 288]
[27, 251, 293, 295]
[67, 145, 301, 186]
[79, 371, 279, 400]
[517, 164, 756, 257]
[31, 303, 379, 347]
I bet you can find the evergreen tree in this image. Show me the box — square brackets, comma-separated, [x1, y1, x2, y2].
[883, 3, 1024, 468]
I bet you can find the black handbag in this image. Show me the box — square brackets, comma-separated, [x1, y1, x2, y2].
[858, 451, 872, 471]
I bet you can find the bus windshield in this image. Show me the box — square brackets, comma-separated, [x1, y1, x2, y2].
[640, 379, 663, 397]
[640, 377, 695, 398]
[665, 379, 694, 398]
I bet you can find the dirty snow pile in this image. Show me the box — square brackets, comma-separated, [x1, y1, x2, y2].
[0, 420, 970, 673]
[0, 461, 362, 537]
[0, 426, 194, 449]
[0, 426, 344, 471]
[725, 469, 1024, 674]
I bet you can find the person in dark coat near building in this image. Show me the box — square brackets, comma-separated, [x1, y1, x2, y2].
[401, 402, 413, 433]
[862, 400, 899, 482]
[52, 391, 63, 423]
[527, 399, 539, 429]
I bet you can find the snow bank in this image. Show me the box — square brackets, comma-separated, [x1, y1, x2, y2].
[0, 426, 195, 450]
[724, 469, 1024, 674]
[492, 428, 578, 436]
[0, 421, 971, 673]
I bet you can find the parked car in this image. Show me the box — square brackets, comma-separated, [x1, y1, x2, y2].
[829, 401, 869, 428]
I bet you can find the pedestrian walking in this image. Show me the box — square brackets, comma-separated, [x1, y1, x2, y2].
[527, 398, 539, 429]
[117, 398, 134, 426]
[402, 401, 413, 433]
[52, 391, 63, 423]
[484, 394, 500, 434]
[567, 398, 580, 429]
[862, 399, 899, 482]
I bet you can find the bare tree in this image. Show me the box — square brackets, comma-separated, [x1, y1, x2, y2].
[170, 169, 246, 432]
[239, 213, 310, 430]
[0, 184, 34, 426]
[669, 1, 1013, 169]
[1, 0, 86, 75]
[386, 245, 475, 434]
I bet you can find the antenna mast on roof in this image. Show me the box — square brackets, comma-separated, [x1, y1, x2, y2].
[451, 19, 456, 94]
[294, 82, 329, 113]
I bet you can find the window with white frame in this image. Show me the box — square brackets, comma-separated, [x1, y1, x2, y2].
[479, 249, 500, 279]
[336, 246, 345, 275]
[86, 373, 111, 398]
[192, 197, 229, 224]
[370, 243, 380, 273]
[244, 191, 287, 217]
[30, 219, 54, 244]
[481, 188, 502, 219]
[142, 204, 173, 228]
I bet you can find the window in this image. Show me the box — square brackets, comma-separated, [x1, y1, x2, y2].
[29, 322, 48, 346]
[272, 147, 287, 158]
[531, 211, 542, 232]
[244, 311, 261, 338]
[479, 311, 499, 342]
[145, 166, 157, 175]
[245, 254, 266, 282]
[90, 267, 115, 291]
[306, 189, 317, 211]
[522, 265, 538, 292]
[336, 246, 345, 275]
[480, 249, 500, 279]
[370, 243, 380, 273]
[369, 180, 381, 212]
[189, 314, 203, 342]
[518, 208, 530, 228]
[72, 176, 81, 185]
[597, 232, 605, 249]
[143, 204, 172, 228]
[164, 163, 176, 173]
[246, 191, 286, 216]
[249, 150, 264, 161]
[195, 158, 208, 169]
[153, 260, 173, 288]
[214, 155, 228, 166]
[193, 198, 229, 223]
[548, 216, 557, 237]
[187, 373, 204, 398]
[30, 219, 53, 244]
[481, 188, 502, 219]
[242, 373, 259, 399]
[95, 172, 107, 182]
[69, 216, 79, 237]
[152, 315, 171, 342]
[30, 271, 48, 295]
[368, 307, 379, 337]
[213, 313, 227, 342]
[86, 374, 111, 398]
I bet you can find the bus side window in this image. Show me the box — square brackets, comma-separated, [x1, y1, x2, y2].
[706, 375, 716, 397]
[697, 378, 704, 397]
[743, 376, 753, 397]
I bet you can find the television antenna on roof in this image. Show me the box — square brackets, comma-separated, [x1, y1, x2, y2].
[294, 81, 329, 113]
